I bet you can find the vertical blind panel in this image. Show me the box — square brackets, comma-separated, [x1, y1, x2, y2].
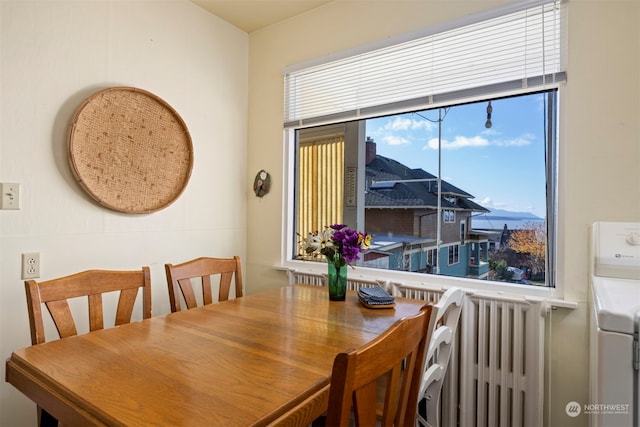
[284, 1, 565, 125]
[297, 137, 344, 246]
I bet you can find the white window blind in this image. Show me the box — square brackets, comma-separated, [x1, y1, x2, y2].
[284, 0, 566, 128]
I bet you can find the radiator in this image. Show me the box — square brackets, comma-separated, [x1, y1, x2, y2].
[391, 282, 546, 427]
[287, 269, 384, 290]
[288, 269, 546, 427]
[287, 269, 325, 286]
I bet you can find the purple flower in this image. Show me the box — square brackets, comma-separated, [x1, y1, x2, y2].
[300, 223, 372, 268]
[333, 227, 366, 264]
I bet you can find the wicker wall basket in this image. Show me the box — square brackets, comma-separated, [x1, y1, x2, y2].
[68, 87, 193, 214]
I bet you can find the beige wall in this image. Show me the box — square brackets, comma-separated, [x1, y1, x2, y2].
[0, 1, 248, 425]
[246, 1, 640, 426]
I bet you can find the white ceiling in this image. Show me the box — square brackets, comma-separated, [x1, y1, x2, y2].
[191, 0, 333, 33]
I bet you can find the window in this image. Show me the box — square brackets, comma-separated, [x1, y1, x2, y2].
[285, 1, 565, 289]
[444, 210, 456, 223]
[426, 249, 438, 270]
[448, 244, 460, 265]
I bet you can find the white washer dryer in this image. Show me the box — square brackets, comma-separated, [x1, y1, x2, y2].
[590, 222, 640, 427]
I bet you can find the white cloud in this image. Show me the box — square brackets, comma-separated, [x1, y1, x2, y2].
[422, 132, 534, 150]
[494, 133, 534, 147]
[480, 197, 508, 209]
[385, 117, 411, 131]
[385, 117, 433, 132]
[479, 197, 492, 206]
[424, 135, 489, 150]
[481, 128, 499, 136]
[383, 135, 410, 146]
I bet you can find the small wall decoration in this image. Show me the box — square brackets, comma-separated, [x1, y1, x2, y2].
[253, 170, 270, 197]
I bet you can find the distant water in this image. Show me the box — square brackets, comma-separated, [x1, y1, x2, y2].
[472, 210, 544, 231]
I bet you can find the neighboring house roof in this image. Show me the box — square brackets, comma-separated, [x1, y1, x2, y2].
[365, 155, 489, 213]
[368, 234, 436, 252]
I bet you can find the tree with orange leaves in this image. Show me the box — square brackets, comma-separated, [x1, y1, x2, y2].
[509, 221, 546, 274]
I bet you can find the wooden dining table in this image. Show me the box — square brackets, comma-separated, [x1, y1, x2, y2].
[6, 284, 427, 426]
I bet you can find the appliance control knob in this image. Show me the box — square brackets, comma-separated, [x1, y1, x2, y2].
[625, 232, 640, 246]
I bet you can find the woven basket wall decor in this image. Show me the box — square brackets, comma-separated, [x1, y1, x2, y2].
[68, 87, 193, 214]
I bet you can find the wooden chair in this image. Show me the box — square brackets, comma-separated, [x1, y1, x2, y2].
[417, 287, 465, 427]
[325, 304, 434, 427]
[24, 267, 152, 426]
[164, 256, 243, 312]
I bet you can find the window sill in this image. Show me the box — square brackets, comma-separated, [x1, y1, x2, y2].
[274, 261, 578, 310]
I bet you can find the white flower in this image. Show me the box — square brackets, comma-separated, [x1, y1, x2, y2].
[302, 228, 335, 255]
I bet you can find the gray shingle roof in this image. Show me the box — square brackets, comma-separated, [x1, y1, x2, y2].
[365, 155, 489, 213]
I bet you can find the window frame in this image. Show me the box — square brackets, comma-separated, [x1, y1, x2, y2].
[281, 90, 563, 301]
[280, 0, 567, 301]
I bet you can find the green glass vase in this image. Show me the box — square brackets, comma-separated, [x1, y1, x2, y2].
[327, 257, 347, 301]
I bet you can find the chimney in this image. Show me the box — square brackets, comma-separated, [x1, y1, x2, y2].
[366, 136, 376, 165]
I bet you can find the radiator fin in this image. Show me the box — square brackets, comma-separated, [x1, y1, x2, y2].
[286, 269, 325, 286]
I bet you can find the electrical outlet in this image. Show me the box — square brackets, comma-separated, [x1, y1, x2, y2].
[1, 182, 20, 210]
[22, 252, 40, 280]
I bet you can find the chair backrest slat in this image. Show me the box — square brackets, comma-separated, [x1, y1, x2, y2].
[87, 293, 104, 332]
[177, 277, 199, 308]
[218, 272, 234, 301]
[115, 287, 143, 326]
[44, 299, 77, 339]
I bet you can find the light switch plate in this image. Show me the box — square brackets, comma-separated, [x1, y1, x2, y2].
[1, 182, 20, 210]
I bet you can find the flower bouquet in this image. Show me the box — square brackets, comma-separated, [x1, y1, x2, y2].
[300, 224, 371, 300]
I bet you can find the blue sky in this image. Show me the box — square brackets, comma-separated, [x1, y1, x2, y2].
[365, 93, 548, 218]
